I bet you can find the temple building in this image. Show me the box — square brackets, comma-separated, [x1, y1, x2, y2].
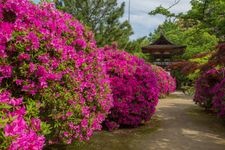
[142, 34, 186, 69]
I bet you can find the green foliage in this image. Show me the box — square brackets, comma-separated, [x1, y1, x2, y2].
[189, 53, 211, 64]
[181, 27, 218, 59]
[55, 0, 133, 49]
[0, 132, 11, 150]
[25, 98, 40, 118]
[182, 0, 225, 40]
[149, 5, 176, 18]
[148, 21, 181, 43]
[171, 70, 190, 89]
[187, 69, 200, 81]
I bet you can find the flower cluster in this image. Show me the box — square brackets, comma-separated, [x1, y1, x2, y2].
[193, 69, 223, 109]
[212, 77, 225, 117]
[0, 91, 45, 150]
[100, 46, 159, 130]
[1, 0, 113, 149]
[152, 65, 176, 97]
[194, 68, 225, 118]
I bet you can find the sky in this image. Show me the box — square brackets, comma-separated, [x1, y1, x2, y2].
[118, 0, 192, 39]
[33, 0, 192, 39]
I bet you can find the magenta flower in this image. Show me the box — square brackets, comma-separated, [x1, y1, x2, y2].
[74, 38, 87, 49]
[31, 118, 41, 131]
[18, 53, 30, 61]
[0, 65, 12, 78]
[4, 117, 27, 137]
[26, 32, 40, 50]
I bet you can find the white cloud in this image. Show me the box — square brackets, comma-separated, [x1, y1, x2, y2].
[128, 14, 166, 39]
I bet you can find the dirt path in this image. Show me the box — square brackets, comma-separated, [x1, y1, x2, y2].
[64, 91, 225, 150]
[138, 91, 225, 150]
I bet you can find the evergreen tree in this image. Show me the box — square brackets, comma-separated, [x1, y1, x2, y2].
[54, 0, 133, 49]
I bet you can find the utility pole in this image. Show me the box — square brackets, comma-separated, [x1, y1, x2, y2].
[128, 0, 131, 23]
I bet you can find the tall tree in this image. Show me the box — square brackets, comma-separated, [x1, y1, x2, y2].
[182, 0, 225, 40]
[54, 0, 133, 49]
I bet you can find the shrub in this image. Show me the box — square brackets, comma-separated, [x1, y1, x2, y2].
[212, 77, 225, 118]
[100, 46, 159, 130]
[0, 0, 113, 149]
[152, 65, 176, 96]
[194, 68, 224, 110]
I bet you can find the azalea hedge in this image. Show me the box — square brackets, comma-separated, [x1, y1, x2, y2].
[194, 68, 225, 118]
[0, 0, 177, 149]
[100, 46, 159, 130]
[0, 0, 113, 149]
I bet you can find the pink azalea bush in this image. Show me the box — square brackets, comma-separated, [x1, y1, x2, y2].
[212, 76, 225, 118]
[194, 68, 225, 119]
[193, 69, 224, 110]
[100, 46, 159, 130]
[0, 0, 113, 149]
[152, 65, 176, 96]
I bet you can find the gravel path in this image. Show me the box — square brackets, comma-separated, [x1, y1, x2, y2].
[52, 91, 225, 150]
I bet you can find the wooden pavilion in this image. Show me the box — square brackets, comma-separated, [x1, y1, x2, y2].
[142, 34, 186, 69]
